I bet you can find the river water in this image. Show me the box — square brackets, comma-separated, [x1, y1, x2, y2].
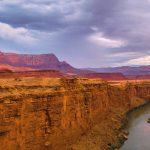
[120, 102, 150, 150]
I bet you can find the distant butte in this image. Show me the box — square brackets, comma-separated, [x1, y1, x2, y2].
[0, 51, 78, 73]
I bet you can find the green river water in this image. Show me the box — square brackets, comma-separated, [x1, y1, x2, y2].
[120, 102, 150, 150]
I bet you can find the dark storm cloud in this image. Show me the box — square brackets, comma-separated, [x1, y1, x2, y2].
[0, 0, 149, 67]
[0, 5, 67, 31]
[0, 0, 121, 32]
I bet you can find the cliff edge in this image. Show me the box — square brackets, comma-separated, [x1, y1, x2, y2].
[0, 78, 150, 150]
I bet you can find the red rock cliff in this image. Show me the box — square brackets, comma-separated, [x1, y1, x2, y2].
[0, 78, 150, 150]
[0, 51, 78, 73]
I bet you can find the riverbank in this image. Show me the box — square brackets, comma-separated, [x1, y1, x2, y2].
[120, 100, 150, 150]
[71, 83, 150, 150]
[122, 99, 150, 130]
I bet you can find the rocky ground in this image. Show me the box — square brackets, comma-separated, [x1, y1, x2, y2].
[0, 77, 149, 150]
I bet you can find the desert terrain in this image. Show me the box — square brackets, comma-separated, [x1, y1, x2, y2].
[1, 0, 150, 149]
[0, 77, 150, 150]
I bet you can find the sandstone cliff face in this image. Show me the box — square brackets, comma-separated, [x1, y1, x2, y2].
[0, 64, 35, 72]
[0, 51, 77, 73]
[0, 78, 150, 150]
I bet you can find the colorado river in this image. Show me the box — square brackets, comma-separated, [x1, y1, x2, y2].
[120, 102, 150, 150]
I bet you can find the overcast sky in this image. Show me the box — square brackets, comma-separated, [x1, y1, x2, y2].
[0, 0, 150, 67]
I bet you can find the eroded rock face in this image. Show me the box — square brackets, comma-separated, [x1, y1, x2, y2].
[0, 51, 76, 73]
[0, 78, 150, 150]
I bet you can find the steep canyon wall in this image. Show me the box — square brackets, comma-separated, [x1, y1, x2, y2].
[0, 78, 150, 150]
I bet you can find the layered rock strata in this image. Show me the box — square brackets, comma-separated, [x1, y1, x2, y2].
[0, 78, 150, 150]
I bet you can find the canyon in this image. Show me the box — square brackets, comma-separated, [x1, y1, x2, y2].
[0, 51, 150, 150]
[0, 77, 150, 150]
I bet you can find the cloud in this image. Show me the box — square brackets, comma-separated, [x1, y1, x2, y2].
[0, 22, 37, 44]
[21, 3, 54, 13]
[124, 56, 150, 66]
[108, 52, 137, 58]
[0, 0, 24, 5]
[0, 0, 150, 67]
[87, 32, 125, 48]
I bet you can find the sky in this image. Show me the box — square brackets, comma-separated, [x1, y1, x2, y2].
[0, 0, 150, 68]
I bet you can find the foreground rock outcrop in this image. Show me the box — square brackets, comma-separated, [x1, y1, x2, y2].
[0, 78, 150, 150]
